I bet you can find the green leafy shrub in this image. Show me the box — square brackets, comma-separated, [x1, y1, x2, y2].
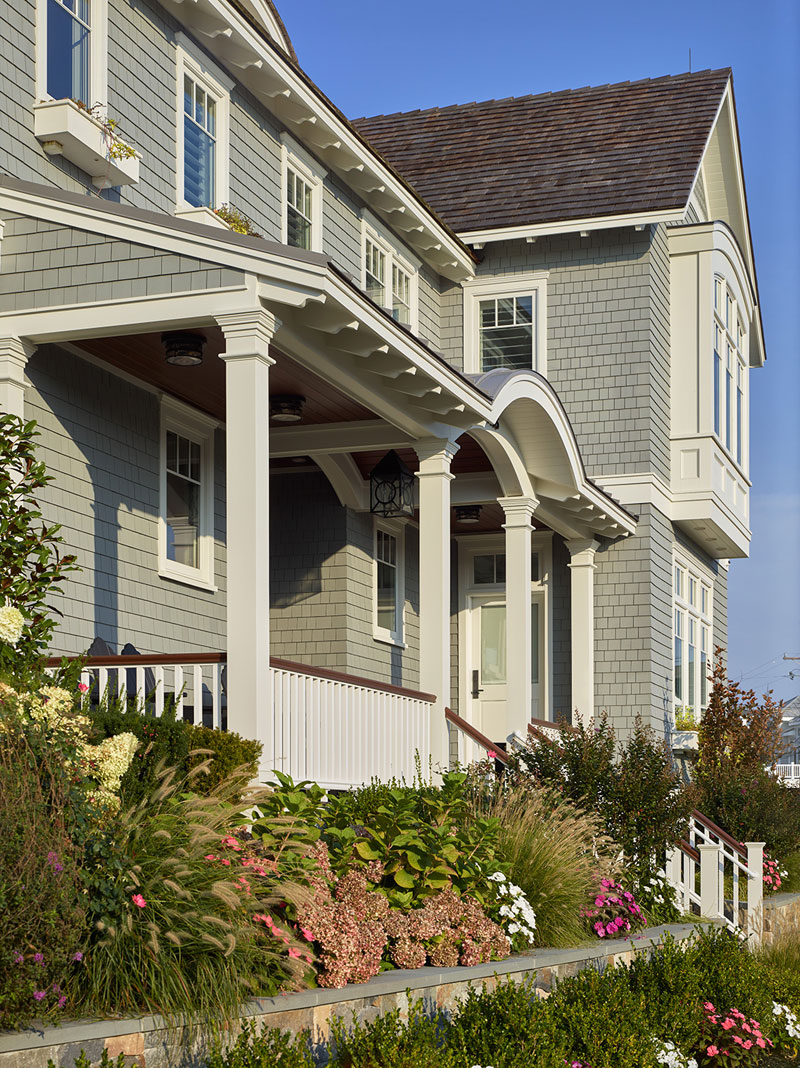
[250, 772, 329, 885]
[186, 724, 261, 790]
[330, 999, 447, 1068]
[757, 929, 800, 1015]
[207, 1020, 313, 1068]
[47, 1051, 126, 1068]
[696, 764, 800, 859]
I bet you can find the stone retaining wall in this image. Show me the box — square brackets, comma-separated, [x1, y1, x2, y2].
[0, 923, 704, 1068]
[763, 891, 800, 946]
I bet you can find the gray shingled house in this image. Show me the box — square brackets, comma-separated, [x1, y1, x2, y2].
[0, 0, 765, 784]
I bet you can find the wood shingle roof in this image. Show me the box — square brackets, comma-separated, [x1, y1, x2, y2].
[352, 69, 731, 235]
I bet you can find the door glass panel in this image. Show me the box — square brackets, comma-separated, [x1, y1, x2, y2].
[480, 604, 506, 684]
[531, 602, 539, 684]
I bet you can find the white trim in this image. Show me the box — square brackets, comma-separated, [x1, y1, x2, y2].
[672, 546, 714, 718]
[280, 133, 324, 253]
[458, 209, 683, 246]
[36, 0, 108, 105]
[175, 37, 231, 212]
[373, 517, 406, 646]
[463, 274, 548, 375]
[159, 394, 218, 592]
[360, 216, 419, 333]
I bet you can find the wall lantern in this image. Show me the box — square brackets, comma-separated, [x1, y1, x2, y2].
[455, 505, 482, 524]
[270, 394, 306, 423]
[369, 450, 415, 518]
[162, 331, 205, 366]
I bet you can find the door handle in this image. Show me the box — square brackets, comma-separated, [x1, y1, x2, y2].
[472, 670, 483, 698]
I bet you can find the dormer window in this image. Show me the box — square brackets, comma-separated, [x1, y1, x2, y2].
[361, 217, 418, 330]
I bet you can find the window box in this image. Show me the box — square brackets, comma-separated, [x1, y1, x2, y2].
[33, 99, 140, 189]
[175, 205, 231, 230]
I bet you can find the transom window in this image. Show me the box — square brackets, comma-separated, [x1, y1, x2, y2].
[674, 557, 712, 717]
[713, 276, 747, 466]
[47, 0, 90, 102]
[374, 522, 405, 644]
[473, 552, 540, 585]
[287, 168, 313, 249]
[183, 73, 217, 208]
[479, 295, 534, 371]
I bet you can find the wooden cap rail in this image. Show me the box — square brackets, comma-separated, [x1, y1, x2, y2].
[691, 809, 747, 858]
[46, 652, 436, 704]
[445, 707, 509, 765]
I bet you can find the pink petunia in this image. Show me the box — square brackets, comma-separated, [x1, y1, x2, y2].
[220, 835, 242, 851]
[131, 894, 147, 909]
[706, 1046, 719, 1057]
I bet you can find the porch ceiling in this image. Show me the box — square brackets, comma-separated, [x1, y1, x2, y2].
[75, 330, 375, 425]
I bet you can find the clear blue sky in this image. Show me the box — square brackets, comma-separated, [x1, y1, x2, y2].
[281, 0, 800, 700]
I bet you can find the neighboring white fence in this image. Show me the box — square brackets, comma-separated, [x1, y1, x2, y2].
[270, 658, 434, 790]
[666, 810, 764, 945]
[776, 763, 800, 786]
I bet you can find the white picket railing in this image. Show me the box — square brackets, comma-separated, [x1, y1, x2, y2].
[665, 810, 763, 945]
[776, 763, 800, 785]
[270, 658, 434, 789]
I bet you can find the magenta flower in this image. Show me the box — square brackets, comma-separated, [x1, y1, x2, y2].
[131, 894, 147, 909]
[486, 749, 498, 760]
[72, 951, 83, 962]
[13, 953, 24, 964]
[77, 682, 89, 693]
[57, 995, 67, 1009]
[33, 952, 44, 964]
[33, 991, 46, 1001]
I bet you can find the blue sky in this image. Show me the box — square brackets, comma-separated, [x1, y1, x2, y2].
[281, 0, 800, 700]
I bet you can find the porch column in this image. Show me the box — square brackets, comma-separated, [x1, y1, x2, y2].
[567, 537, 600, 726]
[499, 495, 539, 739]
[415, 438, 459, 773]
[0, 338, 36, 417]
[217, 309, 278, 779]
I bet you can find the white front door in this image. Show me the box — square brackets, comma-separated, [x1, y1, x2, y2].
[470, 592, 544, 741]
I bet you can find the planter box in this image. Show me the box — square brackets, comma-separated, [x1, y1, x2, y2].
[174, 205, 231, 229]
[33, 99, 140, 189]
[672, 729, 699, 753]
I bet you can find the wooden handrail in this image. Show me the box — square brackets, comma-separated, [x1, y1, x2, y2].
[270, 657, 436, 703]
[692, 809, 747, 859]
[676, 838, 700, 863]
[445, 707, 509, 765]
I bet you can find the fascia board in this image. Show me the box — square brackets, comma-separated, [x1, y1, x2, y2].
[458, 207, 685, 246]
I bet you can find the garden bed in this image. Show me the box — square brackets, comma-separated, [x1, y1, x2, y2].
[0, 922, 711, 1068]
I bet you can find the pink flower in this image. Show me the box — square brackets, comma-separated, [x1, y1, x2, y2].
[300, 927, 314, 941]
[33, 991, 47, 1001]
[756, 1038, 766, 1048]
[220, 835, 242, 850]
[13, 953, 24, 964]
[72, 951, 83, 962]
[220, 858, 231, 866]
[706, 1045, 719, 1056]
[204, 854, 217, 861]
[33, 952, 44, 964]
[131, 894, 147, 909]
[486, 750, 497, 760]
[721, 1020, 735, 1030]
[288, 947, 301, 958]
[704, 1002, 716, 1012]
[57, 995, 67, 1009]
[77, 682, 89, 693]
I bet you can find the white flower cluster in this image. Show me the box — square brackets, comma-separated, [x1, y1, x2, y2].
[773, 1001, 800, 1040]
[0, 603, 24, 646]
[489, 871, 536, 944]
[83, 731, 140, 794]
[654, 1038, 698, 1068]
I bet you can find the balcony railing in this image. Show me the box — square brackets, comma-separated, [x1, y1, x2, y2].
[776, 763, 800, 786]
[46, 652, 435, 790]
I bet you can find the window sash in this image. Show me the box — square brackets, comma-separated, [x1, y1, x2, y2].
[375, 528, 400, 636]
[675, 564, 712, 714]
[479, 295, 534, 371]
[165, 430, 203, 570]
[183, 74, 217, 208]
[392, 263, 411, 324]
[365, 239, 386, 305]
[286, 169, 313, 250]
[47, 0, 90, 102]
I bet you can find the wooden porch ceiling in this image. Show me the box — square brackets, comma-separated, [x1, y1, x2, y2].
[76, 329, 375, 425]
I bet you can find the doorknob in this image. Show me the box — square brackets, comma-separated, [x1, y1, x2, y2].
[472, 670, 483, 698]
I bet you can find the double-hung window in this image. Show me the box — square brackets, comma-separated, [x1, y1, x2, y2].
[286, 168, 313, 249]
[673, 556, 712, 717]
[281, 133, 324, 252]
[38, 0, 107, 105]
[373, 521, 405, 645]
[464, 275, 548, 375]
[361, 216, 419, 330]
[176, 37, 231, 213]
[713, 275, 747, 467]
[159, 398, 217, 590]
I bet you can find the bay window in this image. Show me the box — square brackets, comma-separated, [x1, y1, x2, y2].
[713, 274, 747, 467]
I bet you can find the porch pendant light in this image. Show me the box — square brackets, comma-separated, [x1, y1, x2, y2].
[162, 331, 205, 366]
[369, 450, 415, 518]
[455, 505, 482, 524]
[269, 394, 306, 423]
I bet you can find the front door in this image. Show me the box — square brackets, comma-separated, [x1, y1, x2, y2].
[470, 593, 543, 741]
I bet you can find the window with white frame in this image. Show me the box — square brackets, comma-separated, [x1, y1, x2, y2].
[373, 521, 404, 644]
[713, 275, 747, 467]
[361, 218, 418, 330]
[38, 0, 107, 104]
[160, 399, 217, 589]
[463, 275, 548, 375]
[281, 134, 324, 252]
[176, 38, 231, 212]
[673, 555, 713, 717]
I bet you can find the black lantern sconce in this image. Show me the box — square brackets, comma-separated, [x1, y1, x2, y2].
[369, 450, 415, 518]
[455, 505, 482, 524]
[162, 331, 206, 366]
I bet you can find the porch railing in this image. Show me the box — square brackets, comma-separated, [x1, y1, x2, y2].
[776, 763, 800, 785]
[445, 707, 509, 766]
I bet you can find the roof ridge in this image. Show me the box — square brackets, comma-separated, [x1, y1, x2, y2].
[352, 68, 731, 124]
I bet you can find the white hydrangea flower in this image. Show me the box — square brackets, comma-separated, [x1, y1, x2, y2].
[0, 603, 24, 646]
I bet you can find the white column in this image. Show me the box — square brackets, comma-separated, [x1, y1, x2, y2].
[217, 309, 278, 780]
[567, 537, 600, 726]
[0, 338, 36, 417]
[499, 495, 538, 739]
[415, 438, 459, 773]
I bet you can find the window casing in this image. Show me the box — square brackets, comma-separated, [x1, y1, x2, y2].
[361, 220, 418, 331]
[713, 275, 747, 468]
[463, 275, 548, 375]
[673, 555, 713, 717]
[37, 0, 107, 104]
[159, 398, 217, 590]
[373, 520, 405, 645]
[176, 39, 231, 212]
[281, 134, 324, 252]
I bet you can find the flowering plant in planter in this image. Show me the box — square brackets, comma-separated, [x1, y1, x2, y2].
[581, 877, 645, 939]
[696, 1002, 773, 1065]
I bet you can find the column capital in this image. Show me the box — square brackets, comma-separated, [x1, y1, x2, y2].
[0, 336, 37, 367]
[566, 537, 600, 566]
[216, 308, 279, 364]
[0, 337, 37, 418]
[414, 437, 460, 474]
[498, 494, 539, 526]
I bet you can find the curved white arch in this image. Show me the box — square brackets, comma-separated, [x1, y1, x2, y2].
[466, 424, 536, 499]
[312, 452, 368, 511]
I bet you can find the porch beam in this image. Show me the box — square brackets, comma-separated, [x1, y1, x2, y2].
[0, 337, 36, 417]
[217, 307, 277, 779]
[500, 495, 539, 739]
[567, 538, 600, 726]
[415, 437, 460, 773]
[269, 419, 413, 458]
